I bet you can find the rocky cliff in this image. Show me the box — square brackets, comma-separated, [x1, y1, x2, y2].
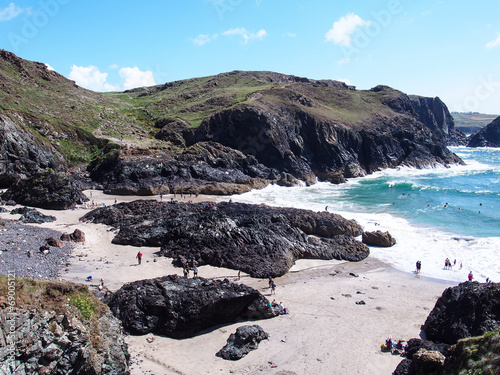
[467, 116, 500, 147]
[0, 278, 130, 374]
[0, 51, 466, 194]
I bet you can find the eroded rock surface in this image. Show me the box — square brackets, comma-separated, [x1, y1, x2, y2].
[81, 200, 369, 278]
[106, 275, 276, 338]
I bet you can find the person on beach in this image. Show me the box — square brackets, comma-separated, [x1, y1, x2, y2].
[269, 276, 273, 289]
[271, 282, 276, 295]
[468, 271, 473, 281]
[183, 267, 189, 278]
[100, 278, 104, 287]
[193, 266, 198, 277]
[86, 275, 93, 282]
[136, 251, 143, 265]
[415, 260, 421, 274]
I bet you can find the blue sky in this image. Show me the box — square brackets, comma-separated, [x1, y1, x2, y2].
[0, 0, 499, 114]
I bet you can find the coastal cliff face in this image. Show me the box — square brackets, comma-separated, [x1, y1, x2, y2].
[467, 116, 500, 147]
[0, 50, 465, 194]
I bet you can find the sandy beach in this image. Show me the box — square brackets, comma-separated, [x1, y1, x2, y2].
[1, 190, 457, 375]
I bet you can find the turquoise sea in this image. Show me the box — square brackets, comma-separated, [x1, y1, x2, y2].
[233, 147, 500, 283]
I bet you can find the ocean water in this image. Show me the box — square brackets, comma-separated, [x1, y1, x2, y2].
[232, 147, 500, 284]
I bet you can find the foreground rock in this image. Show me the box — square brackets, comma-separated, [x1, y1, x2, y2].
[467, 116, 500, 147]
[0, 280, 130, 374]
[106, 275, 276, 338]
[81, 200, 369, 278]
[394, 282, 500, 374]
[361, 230, 396, 247]
[1, 170, 87, 210]
[422, 282, 500, 344]
[216, 325, 269, 360]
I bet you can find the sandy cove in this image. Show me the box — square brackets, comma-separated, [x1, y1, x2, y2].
[5, 190, 456, 375]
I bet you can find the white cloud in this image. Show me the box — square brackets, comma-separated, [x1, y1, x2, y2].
[337, 58, 350, 66]
[69, 65, 156, 91]
[109, 63, 119, 69]
[486, 34, 500, 49]
[193, 33, 218, 46]
[325, 13, 370, 46]
[0, 2, 28, 21]
[222, 27, 267, 43]
[45, 64, 55, 71]
[119, 67, 156, 90]
[68, 65, 118, 92]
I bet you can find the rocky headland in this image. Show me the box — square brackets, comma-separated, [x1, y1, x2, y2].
[467, 115, 500, 147]
[0, 51, 467, 200]
[80, 200, 368, 278]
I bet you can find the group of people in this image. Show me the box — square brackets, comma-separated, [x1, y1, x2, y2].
[444, 258, 456, 270]
[270, 299, 289, 314]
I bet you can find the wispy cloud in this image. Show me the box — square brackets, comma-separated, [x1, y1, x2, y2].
[486, 34, 500, 49]
[68, 65, 156, 92]
[325, 13, 370, 46]
[192, 33, 218, 46]
[192, 28, 267, 46]
[0, 2, 30, 21]
[222, 28, 268, 44]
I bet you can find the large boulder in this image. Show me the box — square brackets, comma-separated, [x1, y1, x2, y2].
[13, 207, 56, 224]
[362, 230, 396, 247]
[467, 116, 500, 147]
[106, 275, 276, 338]
[422, 282, 500, 345]
[1, 170, 87, 210]
[81, 200, 369, 278]
[216, 325, 269, 360]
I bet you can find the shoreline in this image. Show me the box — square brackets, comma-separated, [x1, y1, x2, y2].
[0, 190, 458, 374]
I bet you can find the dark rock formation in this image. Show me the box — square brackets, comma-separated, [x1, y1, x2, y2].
[408, 95, 467, 146]
[187, 95, 464, 184]
[80, 200, 368, 278]
[60, 229, 86, 242]
[2, 170, 87, 210]
[11, 207, 56, 224]
[422, 282, 500, 345]
[86, 142, 287, 195]
[0, 309, 129, 375]
[106, 275, 276, 338]
[467, 116, 500, 147]
[216, 325, 269, 360]
[0, 114, 65, 188]
[404, 338, 451, 360]
[361, 230, 396, 247]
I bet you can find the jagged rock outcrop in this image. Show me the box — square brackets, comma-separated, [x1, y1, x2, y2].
[187, 100, 463, 184]
[80, 200, 368, 278]
[86, 142, 294, 195]
[1, 170, 87, 210]
[0, 114, 64, 188]
[467, 116, 500, 147]
[362, 230, 396, 247]
[106, 275, 276, 338]
[15, 207, 56, 224]
[422, 282, 500, 345]
[216, 325, 269, 360]
[0, 309, 129, 375]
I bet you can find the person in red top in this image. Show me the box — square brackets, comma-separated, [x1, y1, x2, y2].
[136, 251, 143, 265]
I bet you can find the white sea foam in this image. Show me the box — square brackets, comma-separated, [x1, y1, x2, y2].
[232, 183, 500, 284]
